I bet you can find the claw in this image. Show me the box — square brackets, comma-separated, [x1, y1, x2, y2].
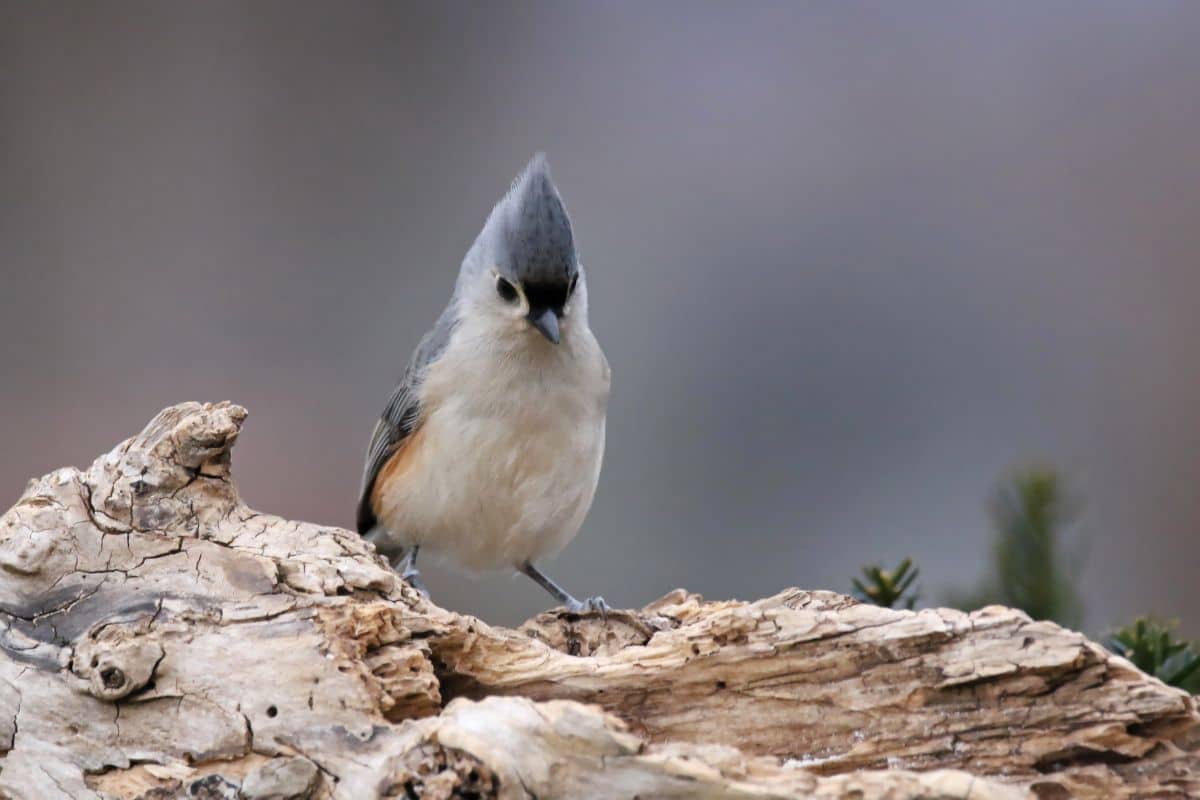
[392, 547, 429, 599]
[518, 561, 609, 617]
[565, 595, 609, 619]
[401, 566, 430, 599]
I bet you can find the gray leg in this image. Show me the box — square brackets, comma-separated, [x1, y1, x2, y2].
[520, 561, 608, 614]
[394, 546, 429, 598]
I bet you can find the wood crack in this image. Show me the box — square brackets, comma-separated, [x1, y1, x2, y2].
[0, 402, 1192, 800]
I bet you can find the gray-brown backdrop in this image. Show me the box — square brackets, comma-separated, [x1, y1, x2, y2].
[3, 2, 1199, 630]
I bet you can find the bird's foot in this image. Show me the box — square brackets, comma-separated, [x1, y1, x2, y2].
[400, 566, 430, 599]
[390, 547, 429, 599]
[564, 595, 609, 616]
[518, 561, 607, 618]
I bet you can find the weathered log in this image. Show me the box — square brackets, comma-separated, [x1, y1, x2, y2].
[0, 402, 1194, 799]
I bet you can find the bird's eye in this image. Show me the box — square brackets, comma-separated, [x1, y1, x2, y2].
[567, 274, 579, 296]
[495, 276, 519, 303]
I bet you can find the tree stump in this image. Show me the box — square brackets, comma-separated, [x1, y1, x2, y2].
[0, 402, 1195, 799]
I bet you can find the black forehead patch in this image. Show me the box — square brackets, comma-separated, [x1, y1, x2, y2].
[523, 281, 570, 312]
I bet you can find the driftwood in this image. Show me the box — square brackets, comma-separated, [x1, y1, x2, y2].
[0, 402, 1195, 799]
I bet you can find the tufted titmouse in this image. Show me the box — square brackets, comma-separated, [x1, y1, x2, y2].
[356, 154, 611, 612]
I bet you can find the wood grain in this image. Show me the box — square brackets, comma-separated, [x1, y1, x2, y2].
[0, 402, 1193, 799]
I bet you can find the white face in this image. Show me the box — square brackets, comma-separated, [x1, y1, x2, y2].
[459, 266, 589, 341]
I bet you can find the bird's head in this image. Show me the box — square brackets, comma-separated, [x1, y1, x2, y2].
[458, 154, 585, 345]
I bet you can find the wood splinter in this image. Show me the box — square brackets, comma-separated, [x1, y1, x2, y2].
[0, 402, 1194, 799]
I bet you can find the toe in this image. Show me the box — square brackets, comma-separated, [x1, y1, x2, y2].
[401, 572, 430, 599]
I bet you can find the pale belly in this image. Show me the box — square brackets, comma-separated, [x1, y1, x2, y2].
[372, 347, 608, 572]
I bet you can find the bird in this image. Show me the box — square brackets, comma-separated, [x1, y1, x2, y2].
[356, 154, 611, 612]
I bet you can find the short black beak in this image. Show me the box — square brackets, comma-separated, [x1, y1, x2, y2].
[527, 307, 561, 344]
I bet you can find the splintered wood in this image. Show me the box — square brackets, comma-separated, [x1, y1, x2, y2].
[0, 402, 1194, 799]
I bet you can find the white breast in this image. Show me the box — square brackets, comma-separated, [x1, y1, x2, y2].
[372, 317, 610, 572]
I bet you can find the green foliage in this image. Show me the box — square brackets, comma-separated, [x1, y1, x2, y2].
[849, 465, 1200, 694]
[852, 557, 920, 609]
[1106, 618, 1200, 694]
[948, 467, 1084, 628]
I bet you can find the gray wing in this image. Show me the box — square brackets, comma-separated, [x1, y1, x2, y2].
[356, 307, 456, 536]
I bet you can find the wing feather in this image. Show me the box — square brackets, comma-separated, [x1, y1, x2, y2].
[355, 307, 456, 535]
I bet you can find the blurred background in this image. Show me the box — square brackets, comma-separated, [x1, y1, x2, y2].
[3, 2, 1198, 633]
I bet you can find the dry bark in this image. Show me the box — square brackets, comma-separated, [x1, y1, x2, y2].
[0, 402, 1194, 799]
